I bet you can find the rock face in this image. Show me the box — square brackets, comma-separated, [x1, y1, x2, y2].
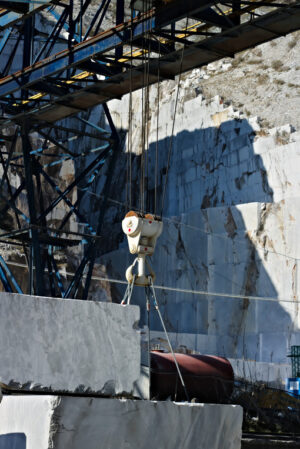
[101, 200, 300, 364]
[0, 293, 140, 395]
[0, 396, 243, 449]
[1, 11, 300, 385]
[93, 81, 300, 384]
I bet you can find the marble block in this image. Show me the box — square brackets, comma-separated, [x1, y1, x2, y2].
[0, 292, 140, 396]
[0, 396, 243, 449]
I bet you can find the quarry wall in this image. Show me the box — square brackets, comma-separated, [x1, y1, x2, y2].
[92, 65, 300, 382]
[1, 18, 300, 383]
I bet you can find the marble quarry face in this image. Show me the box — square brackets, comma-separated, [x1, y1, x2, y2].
[1, 26, 299, 385]
[86, 82, 300, 384]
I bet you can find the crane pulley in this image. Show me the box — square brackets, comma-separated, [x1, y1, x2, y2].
[122, 210, 163, 286]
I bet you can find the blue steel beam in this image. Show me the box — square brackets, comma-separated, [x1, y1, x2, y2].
[2, 31, 22, 78]
[0, 262, 13, 292]
[0, 27, 11, 54]
[0, 0, 218, 97]
[0, 11, 22, 30]
[0, 255, 22, 293]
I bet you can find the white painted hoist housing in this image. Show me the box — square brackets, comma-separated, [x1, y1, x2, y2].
[122, 212, 163, 286]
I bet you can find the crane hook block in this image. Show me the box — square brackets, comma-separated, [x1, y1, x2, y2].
[122, 211, 163, 286]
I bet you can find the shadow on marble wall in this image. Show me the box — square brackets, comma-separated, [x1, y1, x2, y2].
[84, 118, 299, 365]
[144, 119, 296, 365]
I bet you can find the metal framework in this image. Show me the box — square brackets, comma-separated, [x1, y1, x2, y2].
[0, 0, 299, 298]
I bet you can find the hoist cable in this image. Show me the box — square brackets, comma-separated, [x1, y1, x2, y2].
[127, 4, 134, 210]
[145, 0, 152, 213]
[139, 0, 152, 215]
[139, 1, 146, 214]
[160, 17, 188, 217]
[154, 38, 161, 217]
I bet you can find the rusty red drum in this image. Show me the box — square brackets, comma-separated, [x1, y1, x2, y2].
[150, 351, 234, 402]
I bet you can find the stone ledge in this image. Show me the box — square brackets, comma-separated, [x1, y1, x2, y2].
[0, 396, 243, 449]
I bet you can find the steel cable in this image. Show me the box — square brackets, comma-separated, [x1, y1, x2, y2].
[160, 17, 189, 217]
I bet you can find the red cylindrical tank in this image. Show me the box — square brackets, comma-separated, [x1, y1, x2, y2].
[150, 351, 234, 402]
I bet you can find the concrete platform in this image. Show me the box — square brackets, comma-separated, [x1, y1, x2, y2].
[0, 293, 140, 396]
[0, 396, 243, 449]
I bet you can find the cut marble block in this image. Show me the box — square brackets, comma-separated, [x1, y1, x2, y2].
[0, 396, 243, 449]
[0, 293, 140, 395]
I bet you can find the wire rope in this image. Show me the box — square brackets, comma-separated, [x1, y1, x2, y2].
[4, 259, 300, 306]
[77, 187, 300, 263]
[127, 3, 134, 211]
[160, 17, 188, 217]
[154, 38, 161, 217]
[145, 0, 152, 214]
[139, 1, 146, 214]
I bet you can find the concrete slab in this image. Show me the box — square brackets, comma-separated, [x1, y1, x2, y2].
[0, 293, 140, 396]
[0, 396, 243, 449]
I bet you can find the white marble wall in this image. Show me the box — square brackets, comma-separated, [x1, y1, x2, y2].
[107, 87, 300, 216]
[2, 17, 300, 383]
[101, 199, 300, 369]
[93, 85, 300, 380]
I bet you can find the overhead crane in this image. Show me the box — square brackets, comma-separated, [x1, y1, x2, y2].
[0, 0, 299, 299]
[0, 1, 300, 127]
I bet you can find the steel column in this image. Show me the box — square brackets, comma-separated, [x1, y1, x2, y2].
[21, 123, 45, 295]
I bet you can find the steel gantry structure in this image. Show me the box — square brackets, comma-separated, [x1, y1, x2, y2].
[0, 0, 299, 298]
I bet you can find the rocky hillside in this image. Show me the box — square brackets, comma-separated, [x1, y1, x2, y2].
[192, 29, 300, 130]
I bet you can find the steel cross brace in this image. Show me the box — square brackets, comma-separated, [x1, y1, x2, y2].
[64, 104, 122, 299]
[0, 98, 123, 299]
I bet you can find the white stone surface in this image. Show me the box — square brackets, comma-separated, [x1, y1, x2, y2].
[0, 396, 243, 449]
[105, 79, 300, 214]
[0, 293, 140, 395]
[100, 198, 300, 372]
[0, 396, 54, 449]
